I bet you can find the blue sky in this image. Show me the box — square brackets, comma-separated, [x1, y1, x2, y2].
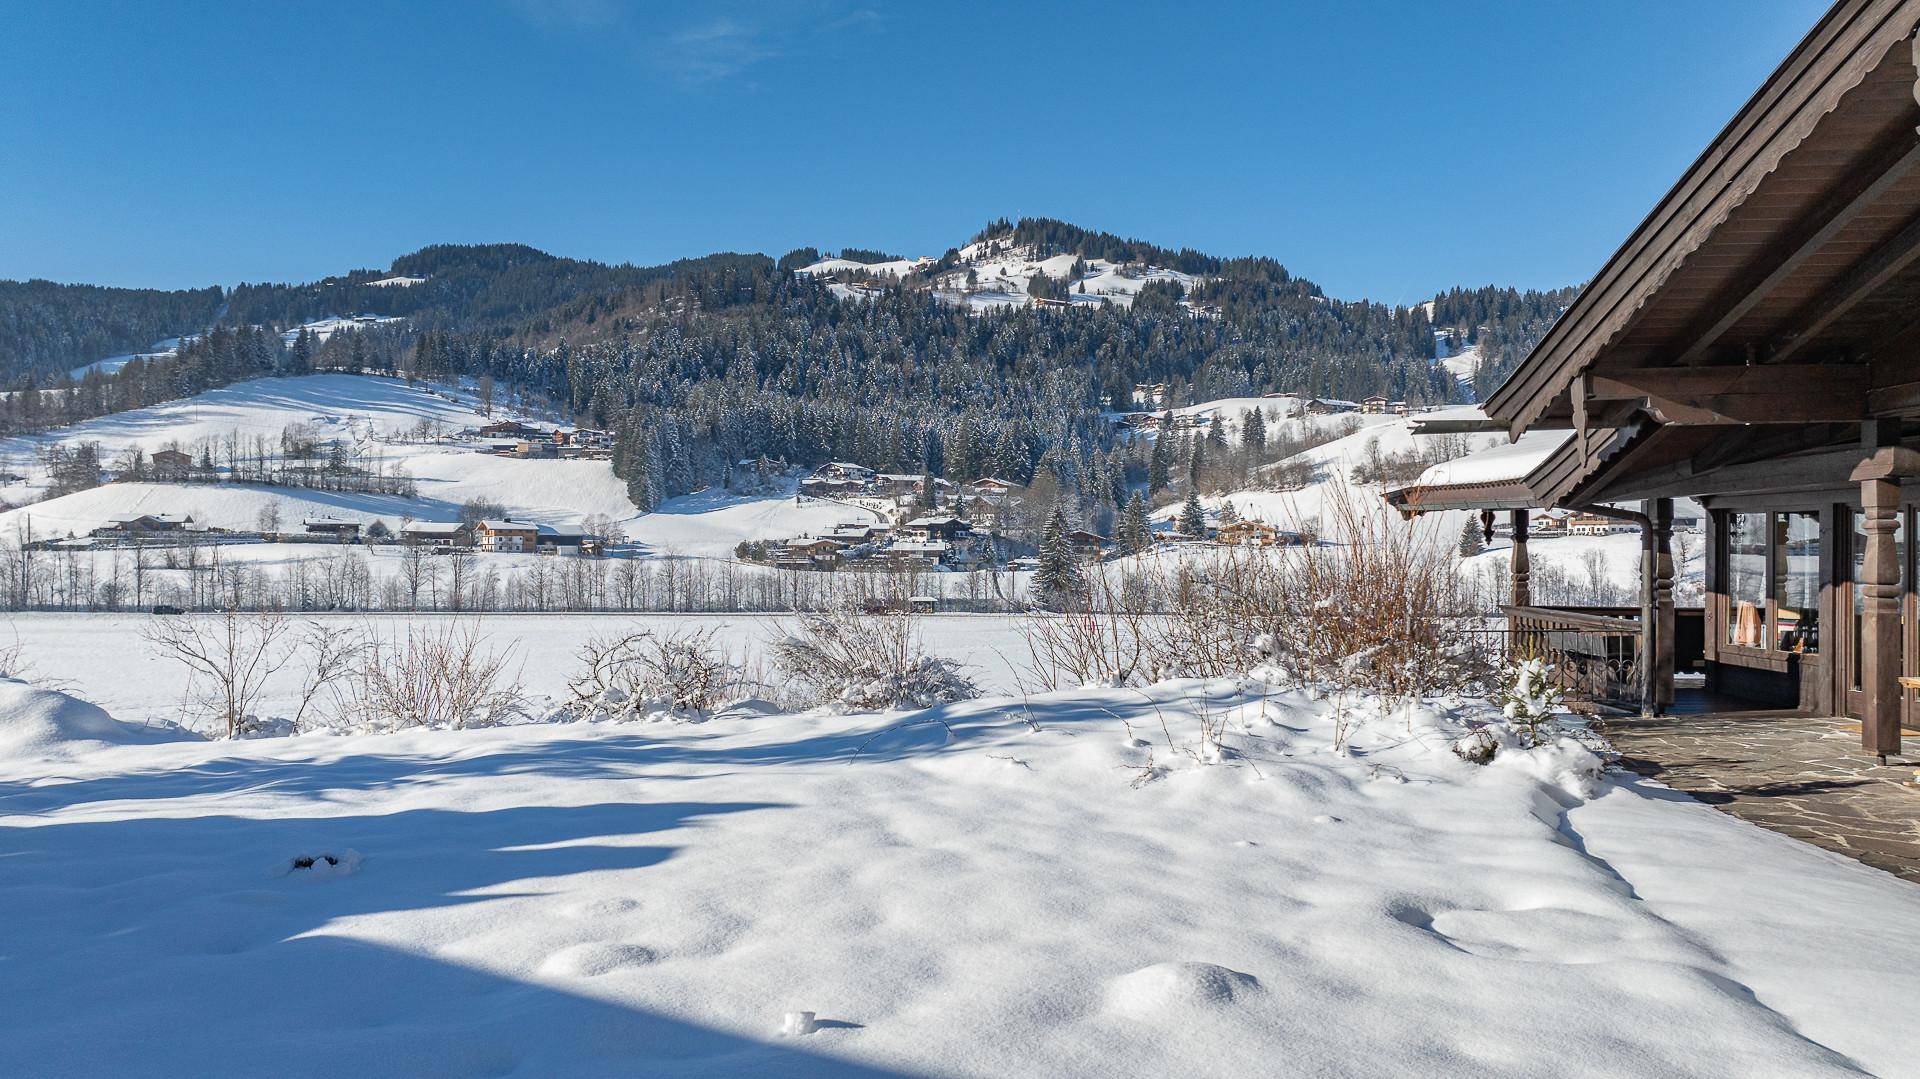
[1, 1, 1830, 301]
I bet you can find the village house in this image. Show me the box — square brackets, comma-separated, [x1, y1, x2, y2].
[813, 462, 876, 484]
[1360, 395, 1391, 414]
[1063, 529, 1109, 561]
[1384, 1, 1920, 763]
[965, 477, 1019, 499]
[798, 475, 865, 499]
[475, 419, 540, 439]
[148, 448, 193, 473]
[400, 521, 470, 547]
[534, 525, 600, 557]
[1132, 382, 1168, 408]
[897, 515, 972, 543]
[873, 474, 954, 501]
[1212, 520, 1299, 548]
[825, 522, 888, 545]
[302, 517, 361, 541]
[553, 426, 614, 449]
[472, 519, 539, 553]
[1565, 512, 1631, 537]
[92, 513, 194, 539]
[1304, 398, 1358, 416]
[874, 541, 949, 569]
[777, 537, 846, 569]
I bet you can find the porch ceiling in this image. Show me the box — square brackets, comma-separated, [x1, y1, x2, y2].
[1487, 2, 1920, 439]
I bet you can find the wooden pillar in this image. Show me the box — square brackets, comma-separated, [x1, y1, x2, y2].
[1851, 432, 1915, 761]
[1509, 509, 1531, 608]
[1652, 498, 1675, 713]
[1639, 501, 1659, 716]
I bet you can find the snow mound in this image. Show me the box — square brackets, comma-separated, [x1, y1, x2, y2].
[538, 942, 660, 978]
[0, 678, 190, 759]
[1105, 961, 1261, 1016]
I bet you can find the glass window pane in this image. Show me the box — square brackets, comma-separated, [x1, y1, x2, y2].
[1774, 512, 1819, 654]
[1852, 510, 1905, 689]
[1726, 512, 1767, 647]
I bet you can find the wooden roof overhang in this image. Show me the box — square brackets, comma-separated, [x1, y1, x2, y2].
[1477, 1, 1920, 509]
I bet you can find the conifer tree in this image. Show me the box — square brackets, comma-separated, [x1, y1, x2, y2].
[1242, 407, 1267, 457]
[1034, 506, 1086, 608]
[1459, 517, 1485, 558]
[1179, 489, 1207, 538]
[1120, 491, 1151, 553]
[1147, 434, 1172, 495]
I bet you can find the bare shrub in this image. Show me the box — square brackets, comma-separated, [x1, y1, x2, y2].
[563, 627, 740, 721]
[348, 621, 524, 731]
[291, 620, 367, 730]
[1021, 573, 1156, 690]
[770, 601, 977, 711]
[142, 609, 295, 738]
[1019, 486, 1491, 701]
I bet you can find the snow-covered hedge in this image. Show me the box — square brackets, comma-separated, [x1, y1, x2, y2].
[559, 627, 742, 722]
[770, 605, 978, 712]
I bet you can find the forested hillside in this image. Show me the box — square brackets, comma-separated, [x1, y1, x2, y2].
[0, 280, 224, 376]
[0, 220, 1579, 524]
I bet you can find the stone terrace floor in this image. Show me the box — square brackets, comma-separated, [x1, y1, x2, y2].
[1606, 691, 1920, 883]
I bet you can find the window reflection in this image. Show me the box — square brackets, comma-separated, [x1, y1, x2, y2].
[1726, 512, 1767, 648]
[1774, 512, 1819, 653]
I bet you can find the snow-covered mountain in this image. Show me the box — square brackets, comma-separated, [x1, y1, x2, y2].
[797, 235, 1201, 313]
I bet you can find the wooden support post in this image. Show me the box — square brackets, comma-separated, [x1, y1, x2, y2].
[1509, 509, 1531, 608]
[1652, 498, 1675, 713]
[1639, 501, 1659, 716]
[1851, 424, 1914, 761]
[1858, 476, 1902, 760]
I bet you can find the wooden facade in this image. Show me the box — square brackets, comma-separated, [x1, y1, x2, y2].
[1387, 1, 1920, 760]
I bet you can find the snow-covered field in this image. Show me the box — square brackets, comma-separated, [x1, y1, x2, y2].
[6, 612, 1033, 729]
[0, 372, 637, 533]
[1, 641, 1915, 1076]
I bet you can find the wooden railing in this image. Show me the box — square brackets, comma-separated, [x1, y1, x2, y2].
[1493, 605, 1709, 710]
[1501, 605, 1644, 708]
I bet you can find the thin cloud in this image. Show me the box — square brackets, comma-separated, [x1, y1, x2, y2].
[501, 1, 883, 87]
[654, 17, 777, 84]
[502, 0, 627, 33]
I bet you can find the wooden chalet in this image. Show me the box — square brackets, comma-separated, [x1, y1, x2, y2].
[1062, 528, 1109, 560]
[1386, 0, 1920, 760]
[303, 517, 362, 540]
[149, 448, 193, 473]
[400, 521, 469, 547]
[473, 519, 538, 552]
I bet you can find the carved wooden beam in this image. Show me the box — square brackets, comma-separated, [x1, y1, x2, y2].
[1768, 208, 1920, 365]
[1581, 365, 1869, 423]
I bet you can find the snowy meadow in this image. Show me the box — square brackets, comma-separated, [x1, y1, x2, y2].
[2, 599, 1919, 1077]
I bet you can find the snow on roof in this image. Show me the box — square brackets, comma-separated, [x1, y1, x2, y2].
[476, 519, 534, 532]
[402, 521, 466, 534]
[1407, 430, 1573, 489]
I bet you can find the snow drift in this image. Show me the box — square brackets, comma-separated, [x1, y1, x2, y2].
[0, 677, 191, 759]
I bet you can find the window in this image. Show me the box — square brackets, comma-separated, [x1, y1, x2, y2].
[1725, 512, 1767, 648]
[1773, 512, 1819, 654]
[1851, 510, 1905, 689]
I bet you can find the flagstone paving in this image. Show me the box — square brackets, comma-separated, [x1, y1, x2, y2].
[1607, 703, 1920, 883]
